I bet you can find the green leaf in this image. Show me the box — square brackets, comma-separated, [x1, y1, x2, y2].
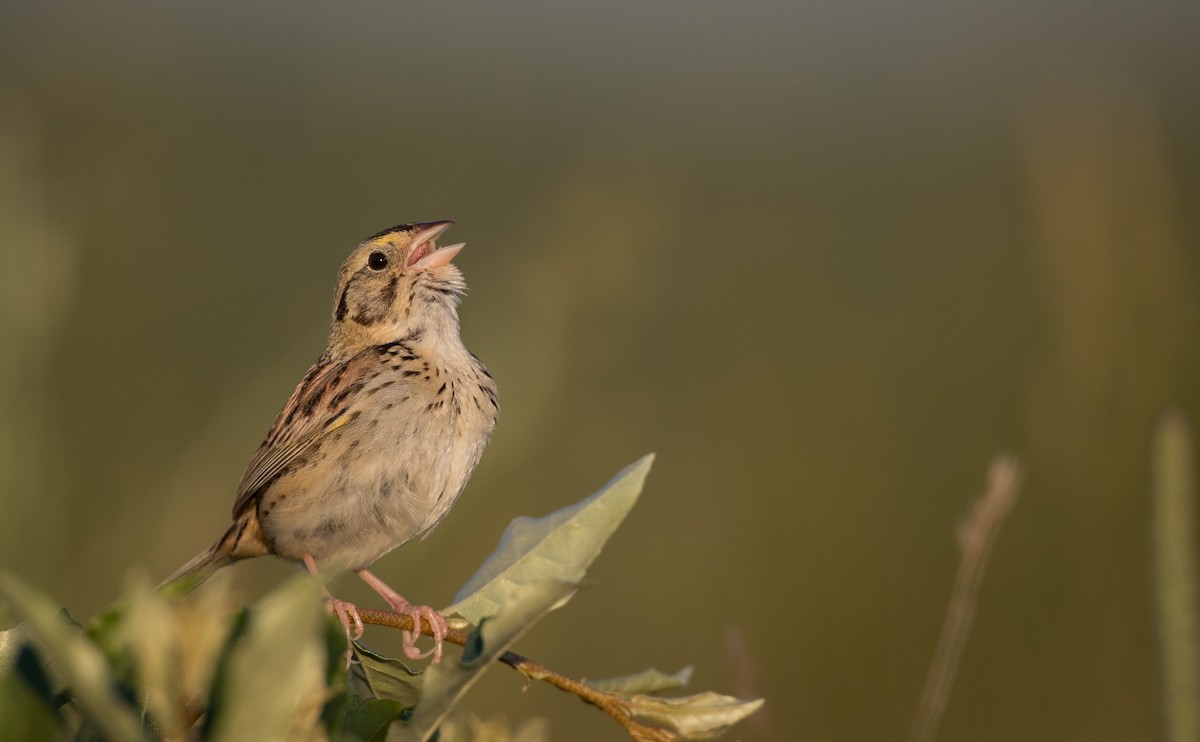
[349, 641, 423, 708]
[585, 665, 693, 694]
[1151, 410, 1200, 742]
[339, 695, 409, 742]
[2, 625, 66, 737]
[458, 621, 488, 667]
[13, 643, 61, 706]
[202, 607, 249, 738]
[86, 602, 126, 654]
[0, 623, 29, 672]
[624, 691, 765, 740]
[118, 573, 185, 737]
[321, 613, 354, 736]
[205, 576, 328, 742]
[323, 613, 351, 686]
[173, 571, 238, 705]
[0, 573, 145, 742]
[399, 580, 576, 742]
[0, 665, 62, 741]
[447, 454, 654, 624]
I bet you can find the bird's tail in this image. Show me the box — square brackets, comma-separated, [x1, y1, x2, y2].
[157, 510, 269, 594]
[157, 527, 238, 594]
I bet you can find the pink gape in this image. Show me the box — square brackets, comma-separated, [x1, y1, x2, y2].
[303, 554, 450, 664]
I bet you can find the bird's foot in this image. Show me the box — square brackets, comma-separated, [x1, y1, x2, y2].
[357, 568, 449, 664]
[394, 601, 449, 663]
[324, 595, 364, 668]
[325, 595, 365, 641]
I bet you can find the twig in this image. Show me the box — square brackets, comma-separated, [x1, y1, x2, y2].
[358, 608, 679, 741]
[1151, 410, 1200, 742]
[908, 456, 1023, 742]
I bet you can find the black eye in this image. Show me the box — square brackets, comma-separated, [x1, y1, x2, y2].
[367, 251, 389, 270]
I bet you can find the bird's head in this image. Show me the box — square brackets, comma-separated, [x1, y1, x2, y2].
[328, 221, 467, 351]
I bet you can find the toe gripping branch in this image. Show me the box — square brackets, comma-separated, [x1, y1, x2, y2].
[304, 554, 449, 665]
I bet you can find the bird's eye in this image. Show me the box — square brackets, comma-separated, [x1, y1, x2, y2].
[367, 251, 389, 270]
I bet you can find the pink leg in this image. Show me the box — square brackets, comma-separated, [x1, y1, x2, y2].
[356, 568, 449, 664]
[304, 554, 362, 667]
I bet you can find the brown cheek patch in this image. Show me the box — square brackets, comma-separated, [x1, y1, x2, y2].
[380, 276, 399, 306]
[349, 275, 400, 326]
[350, 301, 385, 325]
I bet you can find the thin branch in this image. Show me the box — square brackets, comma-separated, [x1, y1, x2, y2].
[357, 608, 678, 741]
[908, 456, 1023, 742]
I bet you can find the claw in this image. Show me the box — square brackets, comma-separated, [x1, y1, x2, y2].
[323, 596, 363, 668]
[326, 596, 365, 640]
[397, 603, 449, 663]
[357, 568, 449, 664]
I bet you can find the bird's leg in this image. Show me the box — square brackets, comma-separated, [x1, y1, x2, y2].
[356, 568, 449, 664]
[304, 554, 363, 667]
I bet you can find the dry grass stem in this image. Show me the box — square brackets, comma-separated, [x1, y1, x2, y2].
[908, 456, 1023, 742]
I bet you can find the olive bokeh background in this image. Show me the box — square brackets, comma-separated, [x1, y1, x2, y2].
[2, 2, 1199, 739]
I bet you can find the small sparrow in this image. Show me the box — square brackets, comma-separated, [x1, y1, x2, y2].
[162, 221, 498, 663]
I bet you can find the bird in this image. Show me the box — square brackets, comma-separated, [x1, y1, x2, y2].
[161, 221, 498, 663]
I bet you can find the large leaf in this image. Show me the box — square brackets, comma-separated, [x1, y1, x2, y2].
[349, 641, 423, 708]
[625, 691, 765, 739]
[338, 695, 409, 742]
[0, 572, 145, 742]
[0, 625, 64, 739]
[447, 455, 654, 624]
[397, 580, 575, 741]
[0, 624, 28, 672]
[0, 661, 62, 741]
[206, 576, 328, 742]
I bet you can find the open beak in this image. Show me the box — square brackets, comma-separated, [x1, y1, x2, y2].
[407, 220, 465, 269]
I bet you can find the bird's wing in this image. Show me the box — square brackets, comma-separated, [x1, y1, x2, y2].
[231, 351, 366, 516]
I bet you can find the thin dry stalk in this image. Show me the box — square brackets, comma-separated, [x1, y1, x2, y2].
[908, 456, 1022, 742]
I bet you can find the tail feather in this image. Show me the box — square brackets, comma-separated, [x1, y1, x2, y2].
[157, 539, 235, 593]
[157, 510, 270, 593]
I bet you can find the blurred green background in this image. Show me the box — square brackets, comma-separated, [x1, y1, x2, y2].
[2, 2, 1199, 739]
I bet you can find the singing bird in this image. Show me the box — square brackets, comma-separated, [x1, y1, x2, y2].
[162, 221, 498, 662]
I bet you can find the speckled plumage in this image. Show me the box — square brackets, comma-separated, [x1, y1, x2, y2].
[163, 221, 497, 662]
